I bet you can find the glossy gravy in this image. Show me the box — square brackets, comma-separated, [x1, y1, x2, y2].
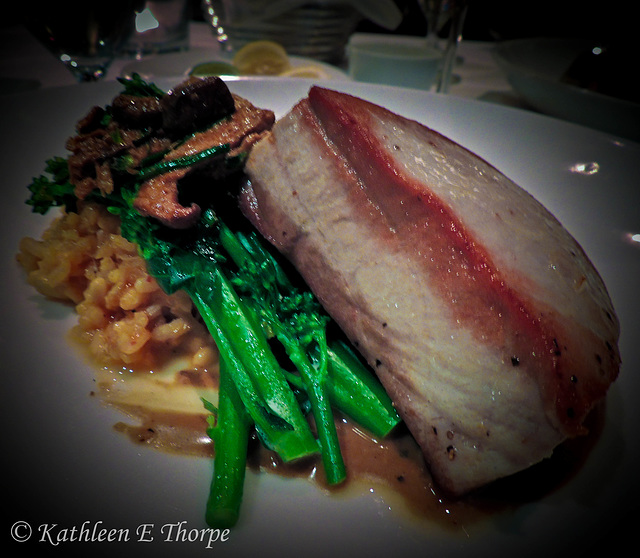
[87, 346, 604, 534]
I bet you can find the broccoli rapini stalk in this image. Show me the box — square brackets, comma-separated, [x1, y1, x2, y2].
[24, 75, 402, 528]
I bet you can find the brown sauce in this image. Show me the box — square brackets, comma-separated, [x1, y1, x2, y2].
[86, 348, 606, 535]
[112, 408, 214, 457]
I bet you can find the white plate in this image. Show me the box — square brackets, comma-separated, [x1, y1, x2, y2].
[2, 78, 639, 557]
[120, 47, 350, 82]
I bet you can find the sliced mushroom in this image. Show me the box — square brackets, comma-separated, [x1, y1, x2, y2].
[134, 169, 201, 229]
[160, 76, 236, 139]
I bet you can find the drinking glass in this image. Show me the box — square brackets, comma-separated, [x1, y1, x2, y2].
[122, 0, 191, 57]
[25, 1, 138, 82]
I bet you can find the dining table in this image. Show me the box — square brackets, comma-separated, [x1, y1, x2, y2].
[2, 17, 639, 558]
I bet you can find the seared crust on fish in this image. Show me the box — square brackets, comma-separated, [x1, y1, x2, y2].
[241, 87, 620, 495]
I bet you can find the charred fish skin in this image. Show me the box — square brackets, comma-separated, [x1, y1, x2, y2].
[241, 87, 620, 496]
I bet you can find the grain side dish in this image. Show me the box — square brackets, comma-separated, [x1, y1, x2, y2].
[18, 202, 217, 369]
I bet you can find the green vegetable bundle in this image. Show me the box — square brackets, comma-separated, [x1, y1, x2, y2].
[26, 75, 401, 528]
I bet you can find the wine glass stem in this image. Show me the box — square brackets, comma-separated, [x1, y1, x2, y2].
[437, 1, 468, 94]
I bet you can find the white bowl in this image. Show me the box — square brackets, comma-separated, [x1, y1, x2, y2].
[493, 37, 639, 141]
[347, 33, 442, 91]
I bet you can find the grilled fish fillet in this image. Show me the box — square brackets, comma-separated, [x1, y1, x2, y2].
[241, 87, 620, 496]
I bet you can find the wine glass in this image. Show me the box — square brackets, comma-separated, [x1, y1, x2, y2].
[419, 0, 451, 50]
[24, 1, 139, 82]
[418, 0, 469, 93]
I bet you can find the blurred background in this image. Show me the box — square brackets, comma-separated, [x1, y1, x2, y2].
[187, 0, 627, 44]
[5, 0, 629, 51]
[355, 0, 625, 42]
[2, 0, 637, 139]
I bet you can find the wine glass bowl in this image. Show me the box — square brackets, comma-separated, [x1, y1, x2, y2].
[25, 1, 138, 82]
